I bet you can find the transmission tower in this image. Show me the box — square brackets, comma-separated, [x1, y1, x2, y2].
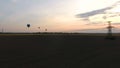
[106, 21, 115, 40]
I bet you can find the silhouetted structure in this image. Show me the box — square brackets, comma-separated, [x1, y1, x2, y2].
[107, 21, 113, 36]
[106, 21, 115, 40]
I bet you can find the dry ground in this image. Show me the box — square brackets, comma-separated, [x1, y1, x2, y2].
[0, 34, 120, 68]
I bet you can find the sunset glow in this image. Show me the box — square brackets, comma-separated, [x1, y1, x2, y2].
[0, 0, 120, 32]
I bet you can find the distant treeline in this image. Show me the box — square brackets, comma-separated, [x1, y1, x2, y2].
[0, 32, 108, 35]
[0, 32, 119, 35]
[0, 32, 80, 34]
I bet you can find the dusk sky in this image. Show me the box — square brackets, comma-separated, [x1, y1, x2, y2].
[1, 0, 120, 32]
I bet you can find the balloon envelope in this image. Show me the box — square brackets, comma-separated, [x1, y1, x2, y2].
[38, 27, 40, 29]
[27, 24, 30, 28]
[45, 29, 47, 31]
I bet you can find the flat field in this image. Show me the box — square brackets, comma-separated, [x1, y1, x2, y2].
[0, 33, 120, 68]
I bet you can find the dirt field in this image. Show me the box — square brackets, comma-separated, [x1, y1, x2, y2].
[0, 34, 120, 68]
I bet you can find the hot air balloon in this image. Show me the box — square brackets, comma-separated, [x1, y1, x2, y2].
[27, 24, 30, 28]
[38, 27, 40, 29]
[26, 24, 31, 33]
[38, 27, 40, 33]
[45, 29, 47, 32]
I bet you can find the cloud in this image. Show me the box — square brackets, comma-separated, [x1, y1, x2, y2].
[76, 1, 120, 23]
[76, 7, 112, 18]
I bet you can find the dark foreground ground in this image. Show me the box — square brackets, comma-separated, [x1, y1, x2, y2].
[0, 34, 120, 68]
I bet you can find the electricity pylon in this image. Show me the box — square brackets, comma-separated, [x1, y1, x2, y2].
[106, 21, 115, 40]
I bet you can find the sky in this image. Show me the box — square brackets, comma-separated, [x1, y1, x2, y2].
[1, 0, 120, 32]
